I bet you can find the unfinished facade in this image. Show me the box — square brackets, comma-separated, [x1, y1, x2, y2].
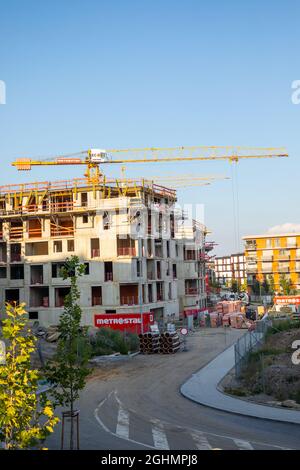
[0, 177, 208, 328]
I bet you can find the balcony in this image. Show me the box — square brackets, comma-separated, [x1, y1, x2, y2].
[261, 265, 272, 273]
[277, 254, 290, 260]
[245, 242, 257, 250]
[11, 253, 21, 262]
[185, 287, 199, 295]
[278, 265, 290, 273]
[105, 272, 113, 282]
[120, 296, 139, 305]
[91, 248, 100, 258]
[262, 255, 273, 262]
[295, 264, 300, 272]
[246, 264, 257, 273]
[117, 247, 136, 256]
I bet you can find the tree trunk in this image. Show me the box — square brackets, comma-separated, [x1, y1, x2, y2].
[70, 389, 74, 450]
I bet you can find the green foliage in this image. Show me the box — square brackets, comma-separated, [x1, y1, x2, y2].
[44, 256, 91, 449]
[0, 302, 58, 449]
[269, 275, 275, 294]
[279, 274, 293, 295]
[266, 319, 300, 336]
[90, 328, 139, 356]
[231, 279, 239, 293]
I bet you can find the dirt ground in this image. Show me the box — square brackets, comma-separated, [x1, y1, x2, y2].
[222, 327, 300, 409]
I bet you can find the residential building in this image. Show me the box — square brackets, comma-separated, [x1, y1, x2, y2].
[0, 177, 208, 329]
[214, 253, 246, 288]
[243, 232, 300, 293]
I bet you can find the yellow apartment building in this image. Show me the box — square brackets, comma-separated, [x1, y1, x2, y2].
[243, 233, 300, 293]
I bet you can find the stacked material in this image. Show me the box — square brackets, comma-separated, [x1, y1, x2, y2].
[216, 301, 242, 315]
[209, 312, 222, 328]
[139, 332, 160, 354]
[229, 313, 248, 329]
[159, 332, 180, 354]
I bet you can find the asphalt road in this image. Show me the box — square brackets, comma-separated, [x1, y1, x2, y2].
[46, 328, 300, 450]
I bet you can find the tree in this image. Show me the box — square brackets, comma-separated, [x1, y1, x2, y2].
[262, 278, 270, 294]
[268, 275, 275, 294]
[0, 302, 58, 449]
[44, 256, 91, 449]
[231, 279, 239, 293]
[279, 274, 293, 295]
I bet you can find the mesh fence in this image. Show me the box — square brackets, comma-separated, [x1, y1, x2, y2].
[234, 319, 271, 378]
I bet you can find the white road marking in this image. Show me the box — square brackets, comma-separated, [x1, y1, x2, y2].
[233, 439, 254, 450]
[151, 419, 170, 450]
[94, 391, 291, 451]
[116, 404, 130, 439]
[191, 432, 212, 450]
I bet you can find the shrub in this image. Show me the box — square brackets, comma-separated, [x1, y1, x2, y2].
[90, 328, 139, 356]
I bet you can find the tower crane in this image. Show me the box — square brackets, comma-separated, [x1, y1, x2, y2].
[11, 146, 288, 183]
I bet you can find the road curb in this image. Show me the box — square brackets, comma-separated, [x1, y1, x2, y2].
[180, 343, 300, 425]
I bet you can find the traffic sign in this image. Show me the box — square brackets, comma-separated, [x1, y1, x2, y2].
[180, 327, 188, 336]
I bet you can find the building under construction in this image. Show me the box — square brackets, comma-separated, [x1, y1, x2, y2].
[0, 176, 209, 330]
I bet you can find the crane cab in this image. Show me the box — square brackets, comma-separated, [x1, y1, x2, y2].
[89, 148, 108, 163]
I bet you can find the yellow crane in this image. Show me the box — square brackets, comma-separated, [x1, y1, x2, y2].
[11, 146, 288, 183]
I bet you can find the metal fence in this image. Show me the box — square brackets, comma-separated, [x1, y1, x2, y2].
[234, 319, 271, 378]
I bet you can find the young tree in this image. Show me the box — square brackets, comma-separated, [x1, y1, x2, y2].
[279, 274, 293, 295]
[44, 256, 91, 450]
[268, 275, 275, 294]
[0, 302, 58, 449]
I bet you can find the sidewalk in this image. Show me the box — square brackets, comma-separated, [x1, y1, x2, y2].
[181, 344, 300, 425]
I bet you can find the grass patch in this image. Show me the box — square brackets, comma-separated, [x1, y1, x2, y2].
[266, 319, 300, 337]
[224, 386, 248, 397]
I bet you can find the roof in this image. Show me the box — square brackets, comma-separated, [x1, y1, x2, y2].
[243, 233, 300, 240]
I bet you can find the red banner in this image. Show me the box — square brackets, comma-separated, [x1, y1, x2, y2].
[94, 312, 154, 334]
[274, 296, 300, 306]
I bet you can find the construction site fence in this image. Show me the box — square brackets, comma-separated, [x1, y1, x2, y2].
[234, 319, 271, 378]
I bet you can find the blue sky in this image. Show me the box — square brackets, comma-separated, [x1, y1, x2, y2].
[0, 0, 299, 254]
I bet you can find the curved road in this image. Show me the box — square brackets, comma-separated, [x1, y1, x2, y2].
[47, 328, 300, 450]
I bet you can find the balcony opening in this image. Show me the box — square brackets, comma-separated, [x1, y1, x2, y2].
[67, 239, 75, 252]
[147, 260, 155, 280]
[148, 284, 153, 303]
[82, 215, 88, 224]
[11, 243, 21, 262]
[5, 288, 20, 304]
[84, 262, 90, 275]
[0, 242, 7, 263]
[0, 267, 7, 278]
[91, 238, 100, 258]
[30, 286, 49, 307]
[185, 279, 198, 295]
[10, 264, 24, 280]
[10, 220, 23, 240]
[117, 236, 136, 256]
[154, 239, 162, 257]
[156, 281, 163, 301]
[52, 262, 65, 278]
[92, 286, 102, 306]
[51, 217, 74, 237]
[28, 219, 42, 238]
[147, 239, 152, 257]
[184, 249, 196, 260]
[81, 192, 88, 207]
[53, 240, 62, 253]
[26, 195, 38, 213]
[29, 311, 39, 320]
[137, 259, 142, 277]
[103, 211, 111, 230]
[157, 260, 161, 279]
[30, 265, 43, 284]
[0, 221, 3, 238]
[55, 287, 70, 307]
[120, 284, 139, 305]
[25, 241, 48, 256]
[173, 263, 177, 279]
[104, 261, 113, 281]
[51, 194, 73, 212]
